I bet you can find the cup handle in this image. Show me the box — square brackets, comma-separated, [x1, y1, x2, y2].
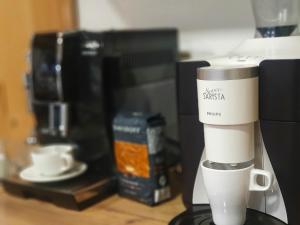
[60, 153, 74, 173]
[249, 169, 273, 191]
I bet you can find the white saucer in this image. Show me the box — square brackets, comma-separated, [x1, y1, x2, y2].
[19, 161, 88, 183]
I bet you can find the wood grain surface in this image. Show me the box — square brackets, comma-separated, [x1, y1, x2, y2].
[0, 187, 185, 225]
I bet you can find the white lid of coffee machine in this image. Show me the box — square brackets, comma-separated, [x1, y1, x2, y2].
[197, 65, 258, 125]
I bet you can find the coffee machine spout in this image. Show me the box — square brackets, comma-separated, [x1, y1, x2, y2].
[49, 103, 69, 137]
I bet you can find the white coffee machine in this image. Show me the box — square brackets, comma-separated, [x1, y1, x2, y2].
[171, 0, 300, 224]
[197, 65, 275, 225]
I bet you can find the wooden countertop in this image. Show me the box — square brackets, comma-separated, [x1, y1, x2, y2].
[1, 147, 185, 224]
[0, 186, 185, 225]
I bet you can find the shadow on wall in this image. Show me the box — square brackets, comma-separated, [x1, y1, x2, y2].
[77, 0, 256, 57]
[77, 0, 255, 31]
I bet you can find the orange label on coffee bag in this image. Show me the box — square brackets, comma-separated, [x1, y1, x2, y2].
[114, 141, 150, 178]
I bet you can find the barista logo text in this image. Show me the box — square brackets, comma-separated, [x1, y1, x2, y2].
[203, 88, 225, 101]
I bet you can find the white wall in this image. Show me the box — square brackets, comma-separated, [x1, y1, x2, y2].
[77, 0, 256, 57]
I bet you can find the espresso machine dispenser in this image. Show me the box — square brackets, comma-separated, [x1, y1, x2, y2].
[2, 31, 117, 210]
[30, 32, 112, 164]
[170, 0, 300, 224]
[3, 29, 178, 210]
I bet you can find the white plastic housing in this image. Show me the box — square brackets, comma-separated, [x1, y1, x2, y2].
[197, 77, 258, 125]
[204, 123, 254, 163]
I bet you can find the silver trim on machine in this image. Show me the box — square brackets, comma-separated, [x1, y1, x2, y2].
[197, 65, 258, 80]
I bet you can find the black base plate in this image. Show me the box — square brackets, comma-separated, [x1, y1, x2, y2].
[2, 166, 117, 211]
[169, 205, 287, 225]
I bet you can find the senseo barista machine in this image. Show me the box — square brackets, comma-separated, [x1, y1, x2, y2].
[172, 0, 300, 225]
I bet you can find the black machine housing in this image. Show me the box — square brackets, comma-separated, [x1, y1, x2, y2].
[177, 59, 300, 225]
[2, 29, 178, 210]
[29, 30, 179, 164]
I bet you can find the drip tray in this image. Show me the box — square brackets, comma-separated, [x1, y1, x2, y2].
[169, 205, 287, 225]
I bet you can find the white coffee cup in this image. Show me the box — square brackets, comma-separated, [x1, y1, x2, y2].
[40, 144, 75, 156]
[31, 145, 75, 176]
[201, 160, 273, 225]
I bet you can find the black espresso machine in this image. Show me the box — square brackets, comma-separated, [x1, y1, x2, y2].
[3, 29, 178, 210]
